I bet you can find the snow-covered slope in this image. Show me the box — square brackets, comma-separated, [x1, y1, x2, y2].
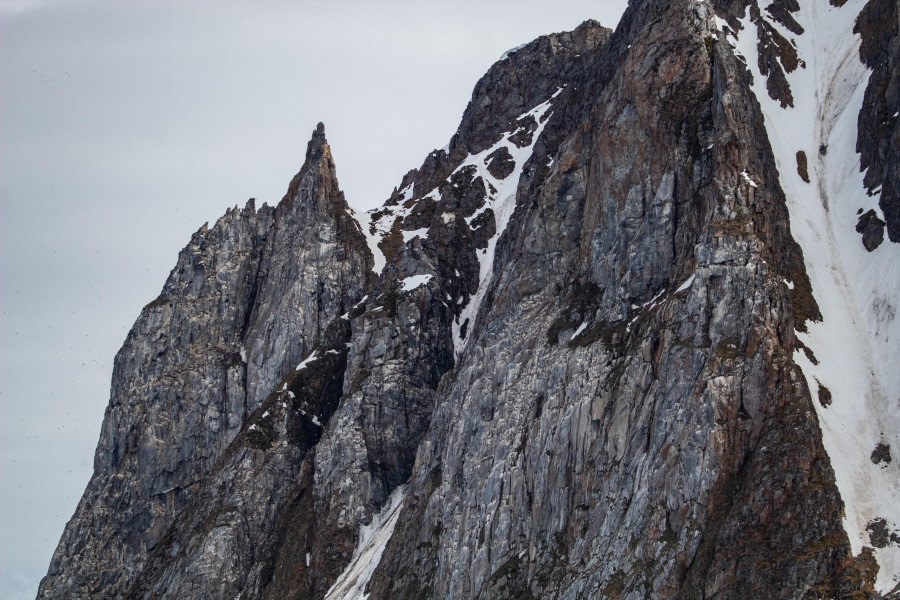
[323, 486, 406, 600]
[719, 0, 900, 591]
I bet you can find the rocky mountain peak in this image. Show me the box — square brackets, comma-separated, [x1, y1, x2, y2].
[279, 122, 343, 215]
[40, 2, 899, 598]
[448, 19, 613, 158]
[306, 121, 329, 161]
[37, 116, 371, 598]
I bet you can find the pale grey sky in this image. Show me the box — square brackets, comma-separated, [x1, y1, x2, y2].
[0, 1, 627, 597]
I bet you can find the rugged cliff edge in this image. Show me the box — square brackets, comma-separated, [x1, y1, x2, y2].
[41, 0, 899, 598]
[38, 124, 372, 598]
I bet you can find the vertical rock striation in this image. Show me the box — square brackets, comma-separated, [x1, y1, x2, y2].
[38, 124, 372, 599]
[41, 1, 898, 598]
[371, 1, 873, 597]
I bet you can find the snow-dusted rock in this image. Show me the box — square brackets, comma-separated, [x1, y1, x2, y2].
[41, 1, 898, 598]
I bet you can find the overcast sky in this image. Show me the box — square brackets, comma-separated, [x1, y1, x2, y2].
[0, 1, 627, 597]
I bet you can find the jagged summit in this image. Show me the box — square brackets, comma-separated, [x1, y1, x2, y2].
[38, 115, 371, 600]
[40, 2, 899, 598]
[289, 121, 337, 192]
[306, 121, 328, 158]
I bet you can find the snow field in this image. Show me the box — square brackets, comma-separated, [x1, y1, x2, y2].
[718, 1, 900, 590]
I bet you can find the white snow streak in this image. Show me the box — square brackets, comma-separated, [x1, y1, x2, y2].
[348, 184, 440, 277]
[675, 274, 696, 294]
[720, 2, 900, 591]
[451, 88, 562, 356]
[348, 208, 387, 276]
[499, 42, 528, 61]
[570, 322, 588, 341]
[295, 350, 319, 371]
[323, 486, 407, 600]
[740, 170, 759, 188]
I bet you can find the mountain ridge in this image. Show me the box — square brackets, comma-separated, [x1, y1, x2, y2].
[39, 0, 899, 598]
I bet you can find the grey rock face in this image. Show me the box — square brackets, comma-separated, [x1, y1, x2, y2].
[39, 201, 273, 599]
[299, 30, 619, 584]
[371, 1, 875, 598]
[42, 1, 895, 599]
[38, 124, 371, 599]
[126, 314, 354, 599]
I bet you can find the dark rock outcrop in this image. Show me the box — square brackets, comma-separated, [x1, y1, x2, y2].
[856, 0, 900, 242]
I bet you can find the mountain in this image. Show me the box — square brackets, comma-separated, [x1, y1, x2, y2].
[39, 0, 898, 598]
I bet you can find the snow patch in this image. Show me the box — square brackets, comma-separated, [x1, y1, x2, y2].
[348, 208, 387, 275]
[720, 2, 900, 591]
[296, 350, 319, 371]
[323, 486, 407, 600]
[570, 322, 588, 341]
[402, 227, 429, 242]
[400, 182, 415, 202]
[499, 42, 527, 61]
[675, 274, 696, 294]
[400, 274, 433, 292]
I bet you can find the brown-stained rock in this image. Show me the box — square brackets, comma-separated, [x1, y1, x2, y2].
[486, 147, 516, 180]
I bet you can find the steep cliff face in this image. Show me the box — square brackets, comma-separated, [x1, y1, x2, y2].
[372, 0, 875, 597]
[38, 125, 372, 598]
[42, 0, 899, 598]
